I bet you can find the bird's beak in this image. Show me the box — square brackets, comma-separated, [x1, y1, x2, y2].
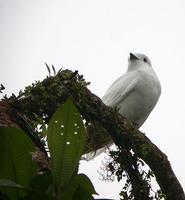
[130, 53, 139, 60]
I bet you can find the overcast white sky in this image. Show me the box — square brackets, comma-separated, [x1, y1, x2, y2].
[1, 0, 185, 199]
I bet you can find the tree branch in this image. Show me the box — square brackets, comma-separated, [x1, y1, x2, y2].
[71, 83, 185, 200]
[1, 69, 184, 200]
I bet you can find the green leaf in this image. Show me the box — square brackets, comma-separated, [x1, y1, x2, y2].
[29, 171, 54, 194]
[59, 177, 79, 200]
[47, 98, 86, 188]
[72, 186, 93, 200]
[60, 174, 98, 200]
[0, 127, 37, 199]
[0, 179, 53, 200]
[75, 174, 98, 196]
[0, 179, 24, 190]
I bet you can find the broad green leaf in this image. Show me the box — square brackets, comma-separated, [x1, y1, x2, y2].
[75, 174, 98, 195]
[0, 127, 37, 199]
[0, 179, 24, 190]
[47, 98, 86, 188]
[72, 186, 93, 200]
[0, 179, 53, 200]
[60, 173, 98, 200]
[0, 179, 31, 199]
[60, 177, 79, 200]
[29, 171, 54, 194]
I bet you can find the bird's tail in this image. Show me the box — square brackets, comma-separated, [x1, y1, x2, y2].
[83, 122, 113, 161]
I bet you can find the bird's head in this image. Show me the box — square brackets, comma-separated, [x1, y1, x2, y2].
[128, 53, 152, 67]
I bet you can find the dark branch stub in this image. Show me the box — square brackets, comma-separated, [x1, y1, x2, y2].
[0, 84, 5, 93]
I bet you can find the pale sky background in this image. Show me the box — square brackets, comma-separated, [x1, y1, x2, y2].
[1, 0, 185, 199]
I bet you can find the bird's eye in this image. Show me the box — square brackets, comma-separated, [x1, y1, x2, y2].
[143, 58, 147, 63]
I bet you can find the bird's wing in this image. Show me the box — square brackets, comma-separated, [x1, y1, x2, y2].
[102, 72, 138, 107]
[85, 72, 139, 161]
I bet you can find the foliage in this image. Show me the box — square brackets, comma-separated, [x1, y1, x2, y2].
[1, 66, 182, 200]
[99, 149, 166, 200]
[47, 98, 86, 198]
[0, 98, 97, 200]
[0, 127, 37, 200]
[3, 68, 110, 155]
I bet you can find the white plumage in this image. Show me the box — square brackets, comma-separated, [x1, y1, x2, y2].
[102, 53, 161, 128]
[86, 53, 161, 160]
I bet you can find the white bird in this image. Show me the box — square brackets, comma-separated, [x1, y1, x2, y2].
[86, 53, 161, 160]
[103, 53, 161, 127]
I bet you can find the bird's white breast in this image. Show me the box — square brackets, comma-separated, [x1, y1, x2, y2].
[102, 66, 161, 128]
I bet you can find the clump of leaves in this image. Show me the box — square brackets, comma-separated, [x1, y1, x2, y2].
[0, 98, 97, 200]
[5, 66, 89, 125]
[3, 65, 111, 155]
